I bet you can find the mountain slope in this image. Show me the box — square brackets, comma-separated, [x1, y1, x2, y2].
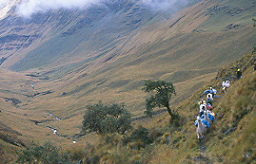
[64, 46, 255, 164]
[12, 41, 254, 164]
[18, 0, 256, 117]
[1, 0, 192, 72]
[0, 0, 256, 163]
[145, 52, 256, 163]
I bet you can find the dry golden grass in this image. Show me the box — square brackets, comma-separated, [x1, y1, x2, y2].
[1, 0, 256, 163]
[135, 52, 256, 163]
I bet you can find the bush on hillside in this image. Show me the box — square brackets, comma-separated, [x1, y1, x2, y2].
[82, 101, 132, 135]
[16, 141, 74, 164]
[122, 125, 162, 150]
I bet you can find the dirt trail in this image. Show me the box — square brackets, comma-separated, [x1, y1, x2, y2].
[195, 139, 209, 163]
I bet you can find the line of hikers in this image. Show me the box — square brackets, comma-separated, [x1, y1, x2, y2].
[222, 68, 241, 93]
[194, 77, 234, 139]
[194, 66, 247, 139]
[194, 87, 217, 139]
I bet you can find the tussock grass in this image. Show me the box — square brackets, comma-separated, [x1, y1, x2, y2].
[3, 2, 253, 151]
[129, 52, 256, 163]
[1, 0, 256, 163]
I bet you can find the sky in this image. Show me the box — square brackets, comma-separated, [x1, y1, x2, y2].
[13, 0, 188, 18]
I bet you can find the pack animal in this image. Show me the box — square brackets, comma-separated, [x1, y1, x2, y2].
[196, 115, 208, 139]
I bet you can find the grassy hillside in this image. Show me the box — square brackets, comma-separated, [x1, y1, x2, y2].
[50, 49, 254, 164]
[12, 46, 256, 164]
[0, 0, 256, 163]
[15, 0, 256, 133]
[144, 52, 256, 163]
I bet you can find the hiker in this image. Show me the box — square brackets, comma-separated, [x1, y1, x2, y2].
[236, 69, 242, 79]
[222, 81, 230, 93]
[206, 93, 213, 106]
[222, 87, 227, 93]
[222, 81, 230, 88]
[197, 99, 204, 106]
[199, 104, 206, 115]
[209, 87, 217, 97]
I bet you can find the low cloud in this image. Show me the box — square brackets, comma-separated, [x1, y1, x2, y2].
[15, 0, 189, 18]
[141, 0, 188, 11]
[0, 0, 8, 9]
[16, 0, 106, 18]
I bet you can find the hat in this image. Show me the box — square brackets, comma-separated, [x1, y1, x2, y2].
[237, 69, 240, 71]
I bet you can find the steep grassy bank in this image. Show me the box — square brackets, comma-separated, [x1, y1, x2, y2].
[1, 0, 256, 163]
[82, 51, 256, 164]
[2, 36, 255, 164]
[143, 52, 256, 163]
[14, 49, 256, 164]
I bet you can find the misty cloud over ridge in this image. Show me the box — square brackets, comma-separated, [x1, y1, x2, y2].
[0, 0, 8, 9]
[15, 0, 189, 18]
[142, 0, 188, 11]
[16, 0, 106, 18]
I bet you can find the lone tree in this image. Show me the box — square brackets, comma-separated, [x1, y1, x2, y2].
[142, 80, 178, 120]
[82, 101, 132, 135]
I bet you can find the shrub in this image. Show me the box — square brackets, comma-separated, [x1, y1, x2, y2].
[16, 141, 73, 164]
[147, 129, 163, 141]
[121, 125, 162, 150]
[82, 101, 132, 135]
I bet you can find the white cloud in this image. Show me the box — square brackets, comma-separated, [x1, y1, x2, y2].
[141, 0, 188, 11]
[16, 0, 105, 18]
[0, 0, 8, 9]
[15, 0, 189, 18]
[0, 0, 21, 20]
